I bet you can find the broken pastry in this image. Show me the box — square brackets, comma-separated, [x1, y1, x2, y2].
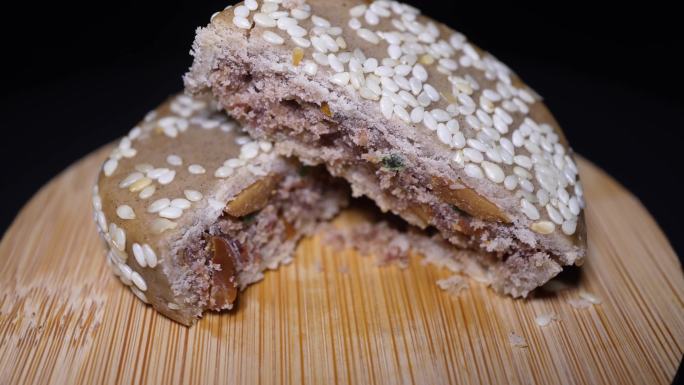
[92, 94, 347, 325]
[185, 0, 587, 297]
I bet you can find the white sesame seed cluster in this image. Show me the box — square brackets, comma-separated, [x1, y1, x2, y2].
[92, 94, 275, 306]
[223, 0, 584, 236]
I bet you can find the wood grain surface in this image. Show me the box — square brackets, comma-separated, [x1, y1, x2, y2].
[1, 146, 682, 385]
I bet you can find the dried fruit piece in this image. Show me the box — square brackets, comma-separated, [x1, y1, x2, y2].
[432, 176, 510, 223]
[225, 174, 281, 217]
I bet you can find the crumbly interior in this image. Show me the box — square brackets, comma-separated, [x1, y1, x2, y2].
[180, 168, 346, 312]
[206, 61, 565, 297]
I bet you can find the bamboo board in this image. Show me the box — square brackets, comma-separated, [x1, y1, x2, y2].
[0, 146, 682, 385]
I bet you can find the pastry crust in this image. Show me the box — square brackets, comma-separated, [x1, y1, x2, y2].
[185, 0, 587, 296]
[92, 94, 346, 325]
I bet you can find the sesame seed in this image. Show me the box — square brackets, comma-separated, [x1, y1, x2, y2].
[168, 302, 180, 310]
[166, 154, 183, 166]
[357, 28, 380, 44]
[245, 0, 258, 11]
[431, 109, 450, 122]
[119, 172, 144, 188]
[116, 205, 136, 220]
[520, 199, 540, 220]
[158, 170, 176, 185]
[131, 287, 148, 303]
[464, 163, 484, 179]
[184, 190, 203, 202]
[233, 16, 252, 29]
[234, 5, 249, 17]
[159, 206, 183, 219]
[546, 204, 564, 225]
[142, 244, 158, 267]
[132, 243, 147, 268]
[148, 198, 170, 213]
[111, 225, 126, 251]
[504, 175, 518, 190]
[463, 148, 483, 163]
[262, 30, 284, 45]
[452, 131, 466, 148]
[311, 15, 330, 27]
[131, 271, 148, 291]
[128, 177, 152, 192]
[436, 125, 451, 145]
[290, 8, 310, 20]
[393, 105, 410, 123]
[240, 142, 260, 159]
[410, 106, 424, 123]
[531, 221, 555, 235]
[287, 24, 307, 38]
[118, 263, 133, 283]
[303, 61, 318, 76]
[171, 198, 191, 209]
[481, 161, 505, 183]
[253, 12, 276, 28]
[349, 4, 367, 18]
[276, 16, 296, 30]
[412, 64, 428, 81]
[348, 18, 361, 30]
[151, 218, 177, 234]
[292, 36, 311, 47]
[215, 166, 234, 178]
[188, 164, 206, 174]
[139, 185, 156, 199]
[328, 54, 344, 72]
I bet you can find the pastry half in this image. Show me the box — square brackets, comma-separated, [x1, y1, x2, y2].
[185, 0, 587, 296]
[92, 94, 347, 325]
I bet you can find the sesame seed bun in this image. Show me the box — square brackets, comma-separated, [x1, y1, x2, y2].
[185, 0, 587, 296]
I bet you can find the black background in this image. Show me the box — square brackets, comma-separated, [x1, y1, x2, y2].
[1, 5, 682, 260]
[0, 1, 682, 381]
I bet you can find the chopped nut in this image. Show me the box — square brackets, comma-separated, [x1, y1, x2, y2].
[292, 47, 304, 66]
[320, 102, 333, 117]
[432, 176, 510, 223]
[210, 237, 239, 309]
[225, 174, 281, 217]
[403, 203, 432, 228]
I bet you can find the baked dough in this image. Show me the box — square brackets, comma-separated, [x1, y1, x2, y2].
[185, 0, 587, 296]
[92, 94, 347, 325]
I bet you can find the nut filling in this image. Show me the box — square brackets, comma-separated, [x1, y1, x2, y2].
[185, 167, 345, 311]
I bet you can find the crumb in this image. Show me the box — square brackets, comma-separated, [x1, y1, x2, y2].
[567, 298, 592, 309]
[508, 331, 528, 348]
[534, 313, 556, 327]
[579, 291, 602, 305]
[436, 275, 469, 296]
[313, 261, 323, 273]
[339, 265, 349, 274]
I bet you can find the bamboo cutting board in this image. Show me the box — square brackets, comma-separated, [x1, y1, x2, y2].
[0, 146, 682, 385]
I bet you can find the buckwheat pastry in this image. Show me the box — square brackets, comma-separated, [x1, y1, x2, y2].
[185, 0, 587, 296]
[92, 94, 347, 325]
